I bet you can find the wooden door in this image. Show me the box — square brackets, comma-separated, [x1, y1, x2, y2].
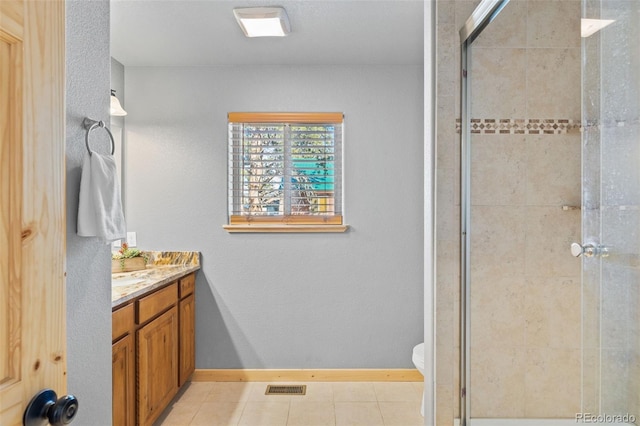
[0, 1, 66, 425]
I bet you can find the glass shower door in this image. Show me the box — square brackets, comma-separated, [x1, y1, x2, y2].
[581, 0, 640, 419]
[461, 0, 584, 421]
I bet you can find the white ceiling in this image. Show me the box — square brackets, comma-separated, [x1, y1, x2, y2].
[110, 0, 424, 67]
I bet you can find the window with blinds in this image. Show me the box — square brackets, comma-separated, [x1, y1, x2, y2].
[226, 112, 345, 232]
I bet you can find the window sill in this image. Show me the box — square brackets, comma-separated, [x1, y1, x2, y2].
[223, 224, 349, 233]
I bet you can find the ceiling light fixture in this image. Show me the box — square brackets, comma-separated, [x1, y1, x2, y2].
[581, 18, 615, 38]
[110, 89, 127, 116]
[233, 7, 290, 38]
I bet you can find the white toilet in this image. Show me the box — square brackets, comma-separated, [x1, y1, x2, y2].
[412, 342, 425, 416]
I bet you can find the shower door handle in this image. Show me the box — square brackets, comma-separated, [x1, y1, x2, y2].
[571, 242, 609, 258]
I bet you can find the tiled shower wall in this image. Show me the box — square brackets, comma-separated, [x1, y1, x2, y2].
[435, 0, 582, 422]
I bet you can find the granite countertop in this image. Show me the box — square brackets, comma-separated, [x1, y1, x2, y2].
[112, 251, 200, 309]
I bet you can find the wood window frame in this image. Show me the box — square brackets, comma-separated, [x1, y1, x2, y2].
[225, 112, 347, 233]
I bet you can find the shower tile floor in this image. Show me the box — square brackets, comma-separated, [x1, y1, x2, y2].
[154, 381, 424, 426]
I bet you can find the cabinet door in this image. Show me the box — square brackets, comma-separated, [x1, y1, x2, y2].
[137, 307, 179, 426]
[112, 334, 135, 426]
[179, 293, 196, 386]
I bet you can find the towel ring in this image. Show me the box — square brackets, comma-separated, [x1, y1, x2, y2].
[83, 118, 115, 156]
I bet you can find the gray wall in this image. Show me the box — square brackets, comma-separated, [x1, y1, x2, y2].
[123, 65, 424, 368]
[66, 1, 112, 423]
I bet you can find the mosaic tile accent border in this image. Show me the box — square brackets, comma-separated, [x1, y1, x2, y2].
[455, 118, 581, 135]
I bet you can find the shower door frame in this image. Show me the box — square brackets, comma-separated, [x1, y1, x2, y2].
[458, 1, 511, 425]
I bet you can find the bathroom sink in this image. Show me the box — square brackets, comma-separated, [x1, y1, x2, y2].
[112, 277, 145, 287]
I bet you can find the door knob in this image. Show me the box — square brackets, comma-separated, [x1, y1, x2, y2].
[571, 242, 609, 258]
[23, 389, 78, 426]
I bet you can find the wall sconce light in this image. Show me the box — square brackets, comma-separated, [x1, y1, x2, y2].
[110, 89, 127, 116]
[233, 7, 290, 38]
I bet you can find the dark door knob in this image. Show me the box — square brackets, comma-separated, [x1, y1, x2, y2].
[23, 389, 79, 426]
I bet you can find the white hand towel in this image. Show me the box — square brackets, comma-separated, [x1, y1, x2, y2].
[77, 152, 127, 243]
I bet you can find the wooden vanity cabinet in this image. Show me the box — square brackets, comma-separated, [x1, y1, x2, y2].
[112, 272, 196, 426]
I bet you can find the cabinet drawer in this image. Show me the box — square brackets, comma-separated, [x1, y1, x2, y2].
[179, 273, 195, 298]
[136, 283, 177, 325]
[112, 304, 134, 342]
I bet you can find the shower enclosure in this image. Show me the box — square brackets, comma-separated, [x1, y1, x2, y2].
[456, 0, 640, 424]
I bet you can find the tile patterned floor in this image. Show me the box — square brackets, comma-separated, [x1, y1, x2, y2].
[154, 381, 425, 426]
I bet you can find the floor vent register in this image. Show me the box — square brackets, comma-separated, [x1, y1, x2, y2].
[265, 385, 307, 396]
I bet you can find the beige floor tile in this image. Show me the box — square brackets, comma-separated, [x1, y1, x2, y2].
[332, 382, 377, 402]
[208, 382, 253, 402]
[156, 401, 201, 425]
[334, 402, 384, 426]
[190, 401, 245, 426]
[300, 383, 334, 401]
[287, 401, 336, 426]
[411, 381, 424, 395]
[160, 381, 429, 426]
[238, 401, 290, 426]
[373, 382, 422, 402]
[378, 401, 424, 426]
[178, 381, 217, 403]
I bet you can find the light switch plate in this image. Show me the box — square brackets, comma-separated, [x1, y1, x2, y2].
[126, 232, 137, 247]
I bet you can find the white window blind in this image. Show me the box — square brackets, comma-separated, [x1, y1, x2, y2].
[228, 112, 343, 226]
